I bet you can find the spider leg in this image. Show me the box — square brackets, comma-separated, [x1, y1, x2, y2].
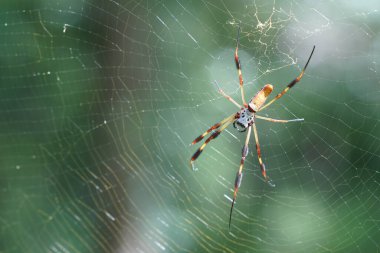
[190, 116, 236, 170]
[234, 24, 247, 107]
[191, 113, 237, 145]
[252, 122, 275, 187]
[258, 46, 315, 112]
[218, 88, 243, 109]
[229, 126, 252, 230]
[256, 115, 304, 123]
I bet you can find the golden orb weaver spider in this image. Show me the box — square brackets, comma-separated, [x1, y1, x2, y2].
[190, 25, 315, 230]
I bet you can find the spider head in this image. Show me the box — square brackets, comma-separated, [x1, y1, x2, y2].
[248, 84, 273, 111]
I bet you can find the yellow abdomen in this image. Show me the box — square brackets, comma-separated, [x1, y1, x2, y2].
[248, 84, 273, 112]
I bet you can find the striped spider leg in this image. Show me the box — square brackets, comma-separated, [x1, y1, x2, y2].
[190, 113, 238, 170]
[234, 23, 247, 107]
[229, 124, 251, 229]
[190, 24, 316, 229]
[258, 45, 315, 112]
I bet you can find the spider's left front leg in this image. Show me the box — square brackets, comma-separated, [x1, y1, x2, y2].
[229, 125, 251, 230]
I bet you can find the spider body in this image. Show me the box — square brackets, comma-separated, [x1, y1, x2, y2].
[190, 25, 315, 230]
[234, 84, 274, 131]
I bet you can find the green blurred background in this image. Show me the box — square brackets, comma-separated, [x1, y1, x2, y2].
[0, 0, 379, 252]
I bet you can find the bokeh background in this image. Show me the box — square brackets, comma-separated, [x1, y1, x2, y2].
[0, 0, 379, 252]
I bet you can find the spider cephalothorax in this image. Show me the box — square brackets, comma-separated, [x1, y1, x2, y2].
[190, 24, 315, 230]
[233, 108, 254, 132]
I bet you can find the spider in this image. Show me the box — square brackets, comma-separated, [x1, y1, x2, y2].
[190, 25, 315, 229]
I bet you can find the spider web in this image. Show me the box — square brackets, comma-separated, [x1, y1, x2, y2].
[0, 0, 380, 252]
